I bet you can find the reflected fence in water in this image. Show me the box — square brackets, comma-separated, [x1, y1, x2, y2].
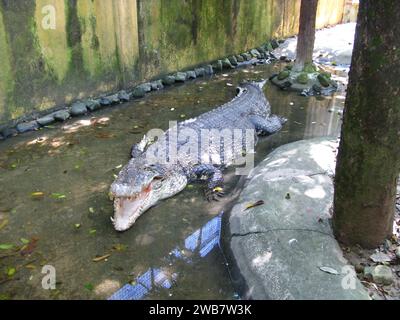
[109, 213, 223, 300]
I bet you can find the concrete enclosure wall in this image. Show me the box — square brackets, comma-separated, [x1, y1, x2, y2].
[0, 0, 346, 124]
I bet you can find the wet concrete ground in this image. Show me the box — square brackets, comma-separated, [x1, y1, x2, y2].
[0, 61, 344, 299]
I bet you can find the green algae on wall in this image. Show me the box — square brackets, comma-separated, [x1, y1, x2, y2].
[0, 9, 13, 121]
[77, 0, 139, 83]
[34, 0, 70, 82]
[0, 0, 347, 125]
[138, 0, 276, 80]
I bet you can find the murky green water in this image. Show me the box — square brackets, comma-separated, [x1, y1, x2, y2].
[0, 62, 344, 300]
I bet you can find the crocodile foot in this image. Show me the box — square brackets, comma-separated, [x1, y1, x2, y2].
[205, 187, 225, 202]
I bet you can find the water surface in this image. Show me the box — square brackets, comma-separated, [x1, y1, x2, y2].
[0, 61, 344, 299]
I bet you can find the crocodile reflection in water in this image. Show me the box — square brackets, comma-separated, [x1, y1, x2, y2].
[109, 213, 224, 300]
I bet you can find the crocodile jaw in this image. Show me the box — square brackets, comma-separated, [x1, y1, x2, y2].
[112, 186, 152, 231]
[113, 197, 144, 231]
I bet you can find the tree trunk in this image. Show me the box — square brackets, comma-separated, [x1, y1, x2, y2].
[293, 0, 319, 71]
[333, 1, 400, 248]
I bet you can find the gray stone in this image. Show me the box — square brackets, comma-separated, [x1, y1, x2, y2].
[174, 72, 187, 82]
[194, 68, 205, 77]
[37, 115, 55, 126]
[1, 127, 18, 138]
[222, 58, 234, 69]
[70, 102, 88, 116]
[250, 49, 261, 58]
[364, 265, 393, 286]
[213, 60, 223, 71]
[137, 83, 152, 92]
[227, 138, 370, 300]
[228, 56, 238, 66]
[109, 94, 121, 104]
[271, 39, 280, 49]
[204, 65, 214, 75]
[241, 52, 252, 61]
[265, 42, 274, 52]
[52, 110, 70, 121]
[131, 86, 146, 98]
[162, 75, 176, 86]
[150, 80, 164, 91]
[100, 97, 112, 106]
[16, 121, 39, 133]
[235, 55, 245, 63]
[396, 247, 400, 259]
[86, 99, 101, 111]
[186, 71, 197, 79]
[118, 90, 131, 102]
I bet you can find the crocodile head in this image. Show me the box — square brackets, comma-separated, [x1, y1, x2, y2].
[110, 160, 187, 231]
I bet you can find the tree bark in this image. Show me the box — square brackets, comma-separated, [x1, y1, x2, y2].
[333, 1, 400, 248]
[293, 0, 319, 71]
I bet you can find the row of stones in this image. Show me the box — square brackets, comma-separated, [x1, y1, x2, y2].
[0, 40, 281, 141]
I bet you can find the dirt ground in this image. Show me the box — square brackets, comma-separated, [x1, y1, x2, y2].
[343, 183, 400, 300]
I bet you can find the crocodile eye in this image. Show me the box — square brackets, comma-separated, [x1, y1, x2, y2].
[152, 176, 164, 190]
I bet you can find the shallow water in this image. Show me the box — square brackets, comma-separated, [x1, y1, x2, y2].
[0, 61, 344, 300]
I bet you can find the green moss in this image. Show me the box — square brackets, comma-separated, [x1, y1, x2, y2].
[318, 74, 331, 87]
[303, 63, 317, 73]
[296, 72, 309, 84]
[320, 71, 332, 79]
[34, 0, 71, 82]
[0, 9, 13, 121]
[278, 70, 290, 80]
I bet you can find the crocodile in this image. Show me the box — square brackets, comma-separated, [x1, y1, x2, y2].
[110, 80, 287, 231]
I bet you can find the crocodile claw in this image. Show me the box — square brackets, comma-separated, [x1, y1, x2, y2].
[205, 187, 225, 202]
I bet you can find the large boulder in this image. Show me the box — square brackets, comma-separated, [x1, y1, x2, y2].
[224, 138, 370, 300]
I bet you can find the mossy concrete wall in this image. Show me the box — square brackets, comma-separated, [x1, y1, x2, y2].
[0, 0, 346, 125]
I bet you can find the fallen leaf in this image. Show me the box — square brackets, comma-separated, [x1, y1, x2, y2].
[88, 207, 95, 214]
[92, 254, 111, 262]
[0, 244, 14, 250]
[319, 266, 339, 275]
[31, 192, 45, 198]
[20, 238, 38, 256]
[51, 193, 66, 200]
[113, 244, 127, 252]
[89, 229, 97, 235]
[25, 264, 36, 270]
[84, 283, 94, 291]
[6, 267, 16, 277]
[244, 200, 265, 211]
[74, 224, 81, 229]
[0, 219, 8, 231]
[20, 238, 30, 245]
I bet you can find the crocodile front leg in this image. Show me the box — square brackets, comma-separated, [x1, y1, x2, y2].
[250, 114, 287, 136]
[131, 135, 152, 158]
[192, 164, 224, 202]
